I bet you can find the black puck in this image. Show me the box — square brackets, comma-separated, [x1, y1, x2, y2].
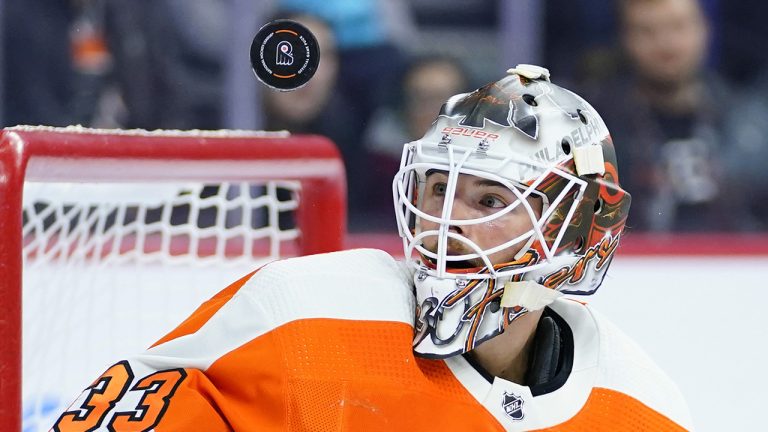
[250, 19, 320, 91]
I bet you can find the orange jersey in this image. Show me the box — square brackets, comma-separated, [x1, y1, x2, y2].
[53, 249, 692, 431]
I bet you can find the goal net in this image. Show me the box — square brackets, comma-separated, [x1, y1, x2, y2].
[0, 126, 346, 431]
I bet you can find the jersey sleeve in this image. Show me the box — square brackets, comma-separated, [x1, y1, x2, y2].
[50, 248, 416, 432]
[52, 361, 232, 432]
[51, 270, 257, 432]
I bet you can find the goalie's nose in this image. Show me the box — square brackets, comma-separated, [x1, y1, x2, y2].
[445, 195, 478, 230]
[443, 196, 485, 244]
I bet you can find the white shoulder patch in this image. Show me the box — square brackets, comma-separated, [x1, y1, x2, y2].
[243, 248, 416, 324]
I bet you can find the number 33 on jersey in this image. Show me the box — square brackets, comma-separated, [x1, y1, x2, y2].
[54, 361, 186, 432]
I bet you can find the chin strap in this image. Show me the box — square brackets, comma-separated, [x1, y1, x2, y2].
[501, 281, 563, 312]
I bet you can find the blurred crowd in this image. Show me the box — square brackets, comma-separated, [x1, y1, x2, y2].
[2, 0, 767, 232]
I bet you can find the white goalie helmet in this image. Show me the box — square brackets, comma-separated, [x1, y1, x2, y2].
[392, 65, 631, 358]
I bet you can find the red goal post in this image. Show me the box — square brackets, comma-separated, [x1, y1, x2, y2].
[0, 126, 346, 431]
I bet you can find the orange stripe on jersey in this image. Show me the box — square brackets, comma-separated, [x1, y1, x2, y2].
[151, 270, 258, 348]
[533, 387, 688, 431]
[197, 318, 504, 431]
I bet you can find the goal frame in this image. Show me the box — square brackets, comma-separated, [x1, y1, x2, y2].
[0, 126, 347, 430]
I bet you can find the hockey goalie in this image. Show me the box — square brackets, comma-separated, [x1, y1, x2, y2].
[52, 65, 692, 431]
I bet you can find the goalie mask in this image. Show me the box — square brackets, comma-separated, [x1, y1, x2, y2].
[393, 65, 631, 359]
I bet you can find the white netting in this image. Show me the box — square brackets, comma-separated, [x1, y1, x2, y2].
[23, 181, 301, 265]
[21, 180, 300, 431]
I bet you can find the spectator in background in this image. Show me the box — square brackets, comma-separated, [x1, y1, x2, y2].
[262, 13, 344, 137]
[719, 0, 768, 86]
[260, 12, 361, 225]
[363, 55, 469, 230]
[103, 0, 227, 130]
[723, 72, 768, 227]
[269, 1, 415, 231]
[2, 0, 77, 127]
[70, 0, 116, 127]
[277, 0, 413, 124]
[584, 0, 757, 232]
[544, 0, 619, 87]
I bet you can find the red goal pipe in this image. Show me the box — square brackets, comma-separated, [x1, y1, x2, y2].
[0, 130, 25, 432]
[0, 126, 347, 431]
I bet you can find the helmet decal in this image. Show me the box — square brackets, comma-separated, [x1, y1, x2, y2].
[541, 232, 621, 293]
[439, 75, 589, 139]
[413, 252, 539, 357]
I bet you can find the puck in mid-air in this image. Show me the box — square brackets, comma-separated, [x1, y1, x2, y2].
[250, 19, 320, 91]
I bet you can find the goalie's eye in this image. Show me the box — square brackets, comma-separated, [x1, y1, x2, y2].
[479, 194, 506, 209]
[432, 182, 447, 196]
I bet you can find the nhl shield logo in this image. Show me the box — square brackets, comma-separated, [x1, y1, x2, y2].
[502, 391, 525, 421]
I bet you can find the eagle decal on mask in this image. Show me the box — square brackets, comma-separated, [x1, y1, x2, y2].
[438, 75, 588, 140]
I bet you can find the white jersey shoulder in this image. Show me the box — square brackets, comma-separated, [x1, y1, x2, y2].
[443, 298, 693, 431]
[550, 299, 693, 430]
[240, 248, 415, 324]
[141, 249, 414, 373]
[576, 300, 694, 430]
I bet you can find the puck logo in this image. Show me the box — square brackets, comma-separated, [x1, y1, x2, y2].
[250, 19, 320, 91]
